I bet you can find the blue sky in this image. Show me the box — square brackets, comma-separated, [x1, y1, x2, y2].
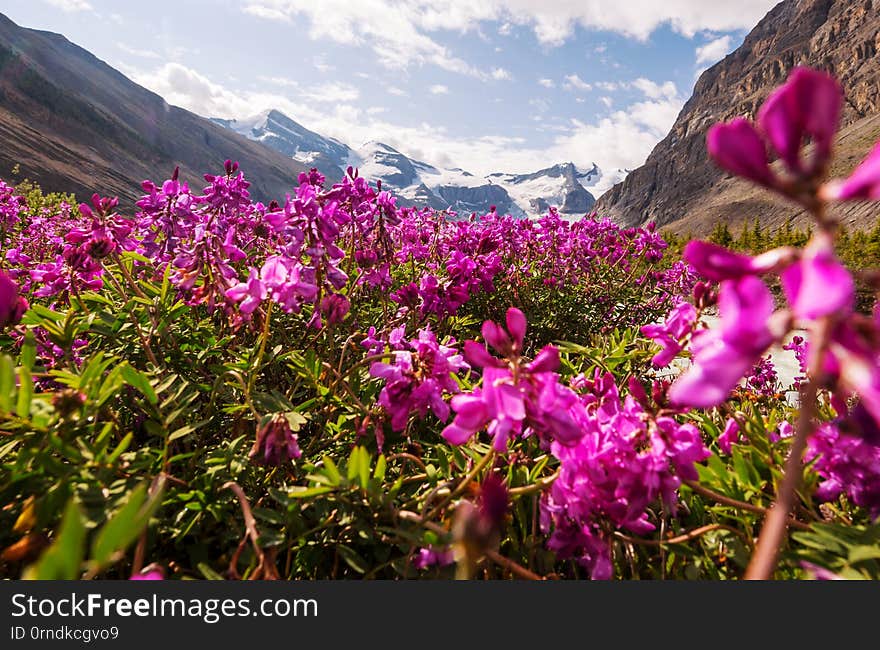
[2, 0, 779, 189]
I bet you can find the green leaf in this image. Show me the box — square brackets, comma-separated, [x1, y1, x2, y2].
[286, 486, 334, 499]
[20, 331, 36, 369]
[16, 366, 32, 418]
[120, 365, 158, 405]
[0, 354, 15, 413]
[848, 545, 880, 565]
[337, 544, 367, 574]
[347, 446, 361, 482]
[90, 481, 164, 570]
[91, 485, 147, 567]
[322, 455, 341, 486]
[197, 562, 226, 580]
[21, 304, 66, 324]
[23, 500, 86, 580]
[167, 421, 207, 443]
[373, 454, 387, 481]
[106, 433, 133, 464]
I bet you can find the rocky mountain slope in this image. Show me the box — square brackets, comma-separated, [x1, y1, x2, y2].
[595, 0, 880, 235]
[0, 13, 308, 206]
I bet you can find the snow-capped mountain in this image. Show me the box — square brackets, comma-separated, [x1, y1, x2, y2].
[211, 109, 350, 180]
[351, 141, 525, 217]
[489, 163, 597, 215]
[212, 108, 612, 218]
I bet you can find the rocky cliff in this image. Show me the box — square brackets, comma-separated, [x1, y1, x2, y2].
[595, 0, 880, 235]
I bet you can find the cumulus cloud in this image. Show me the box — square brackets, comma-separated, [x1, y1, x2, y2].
[242, 0, 777, 72]
[429, 84, 449, 95]
[44, 0, 92, 12]
[302, 82, 360, 103]
[631, 78, 679, 100]
[491, 67, 512, 80]
[562, 74, 592, 92]
[695, 34, 734, 66]
[538, 78, 555, 88]
[116, 43, 160, 59]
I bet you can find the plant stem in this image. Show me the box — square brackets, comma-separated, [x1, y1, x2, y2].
[246, 302, 272, 404]
[683, 480, 810, 530]
[745, 317, 828, 579]
[422, 449, 494, 523]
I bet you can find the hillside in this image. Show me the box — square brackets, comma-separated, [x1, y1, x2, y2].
[0, 13, 308, 206]
[595, 0, 880, 235]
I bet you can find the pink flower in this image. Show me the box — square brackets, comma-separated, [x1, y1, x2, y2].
[825, 141, 880, 201]
[0, 270, 28, 330]
[320, 293, 350, 325]
[806, 422, 880, 518]
[781, 233, 853, 320]
[757, 67, 842, 175]
[669, 276, 778, 408]
[369, 328, 467, 437]
[412, 546, 454, 569]
[683, 240, 795, 282]
[249, 414, 302, 466]
[130, 564, 165, 580]
[706, 67, 843, 196]
[718, 418, 741, 454]
[706, 118, 776, 188]
[225, 267, 265, 317]
[442, 308, 587, 450]
[541, 371, 709, 579]
[641, 301, 697, 367]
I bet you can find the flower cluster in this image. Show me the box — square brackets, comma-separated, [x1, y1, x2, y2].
[743, 355, 780, 398]
[369, 328, 468, 441]
[441, 308, 588, 451]
[806, 423, 880, 518]
[540, 371, 710, 579]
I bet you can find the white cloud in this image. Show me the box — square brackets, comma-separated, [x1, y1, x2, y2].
[695, 35, 734, 66]
[491, 67, 511, 80]
[44, 0, 92, 12]
[133, 63, 249, 118]
[366, 106, 388, 115]
[529, 97, 551, 113]
[631, 78, 678, 100]
[538, 78, 555, 88]
[313, 55, 335, 73]
[429, 84, 449, 95]
[599, 96, 613, 108]
[242, 0, 488, 77]
[562, 74, 591, 92]
[259, 75, 300, 88]
[116, 43, 160, 59]
[241, 0, 775, 75]
[386, 85, 408, 96]
[302, 82, 360, 103]
[595, 81, 620, 92]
